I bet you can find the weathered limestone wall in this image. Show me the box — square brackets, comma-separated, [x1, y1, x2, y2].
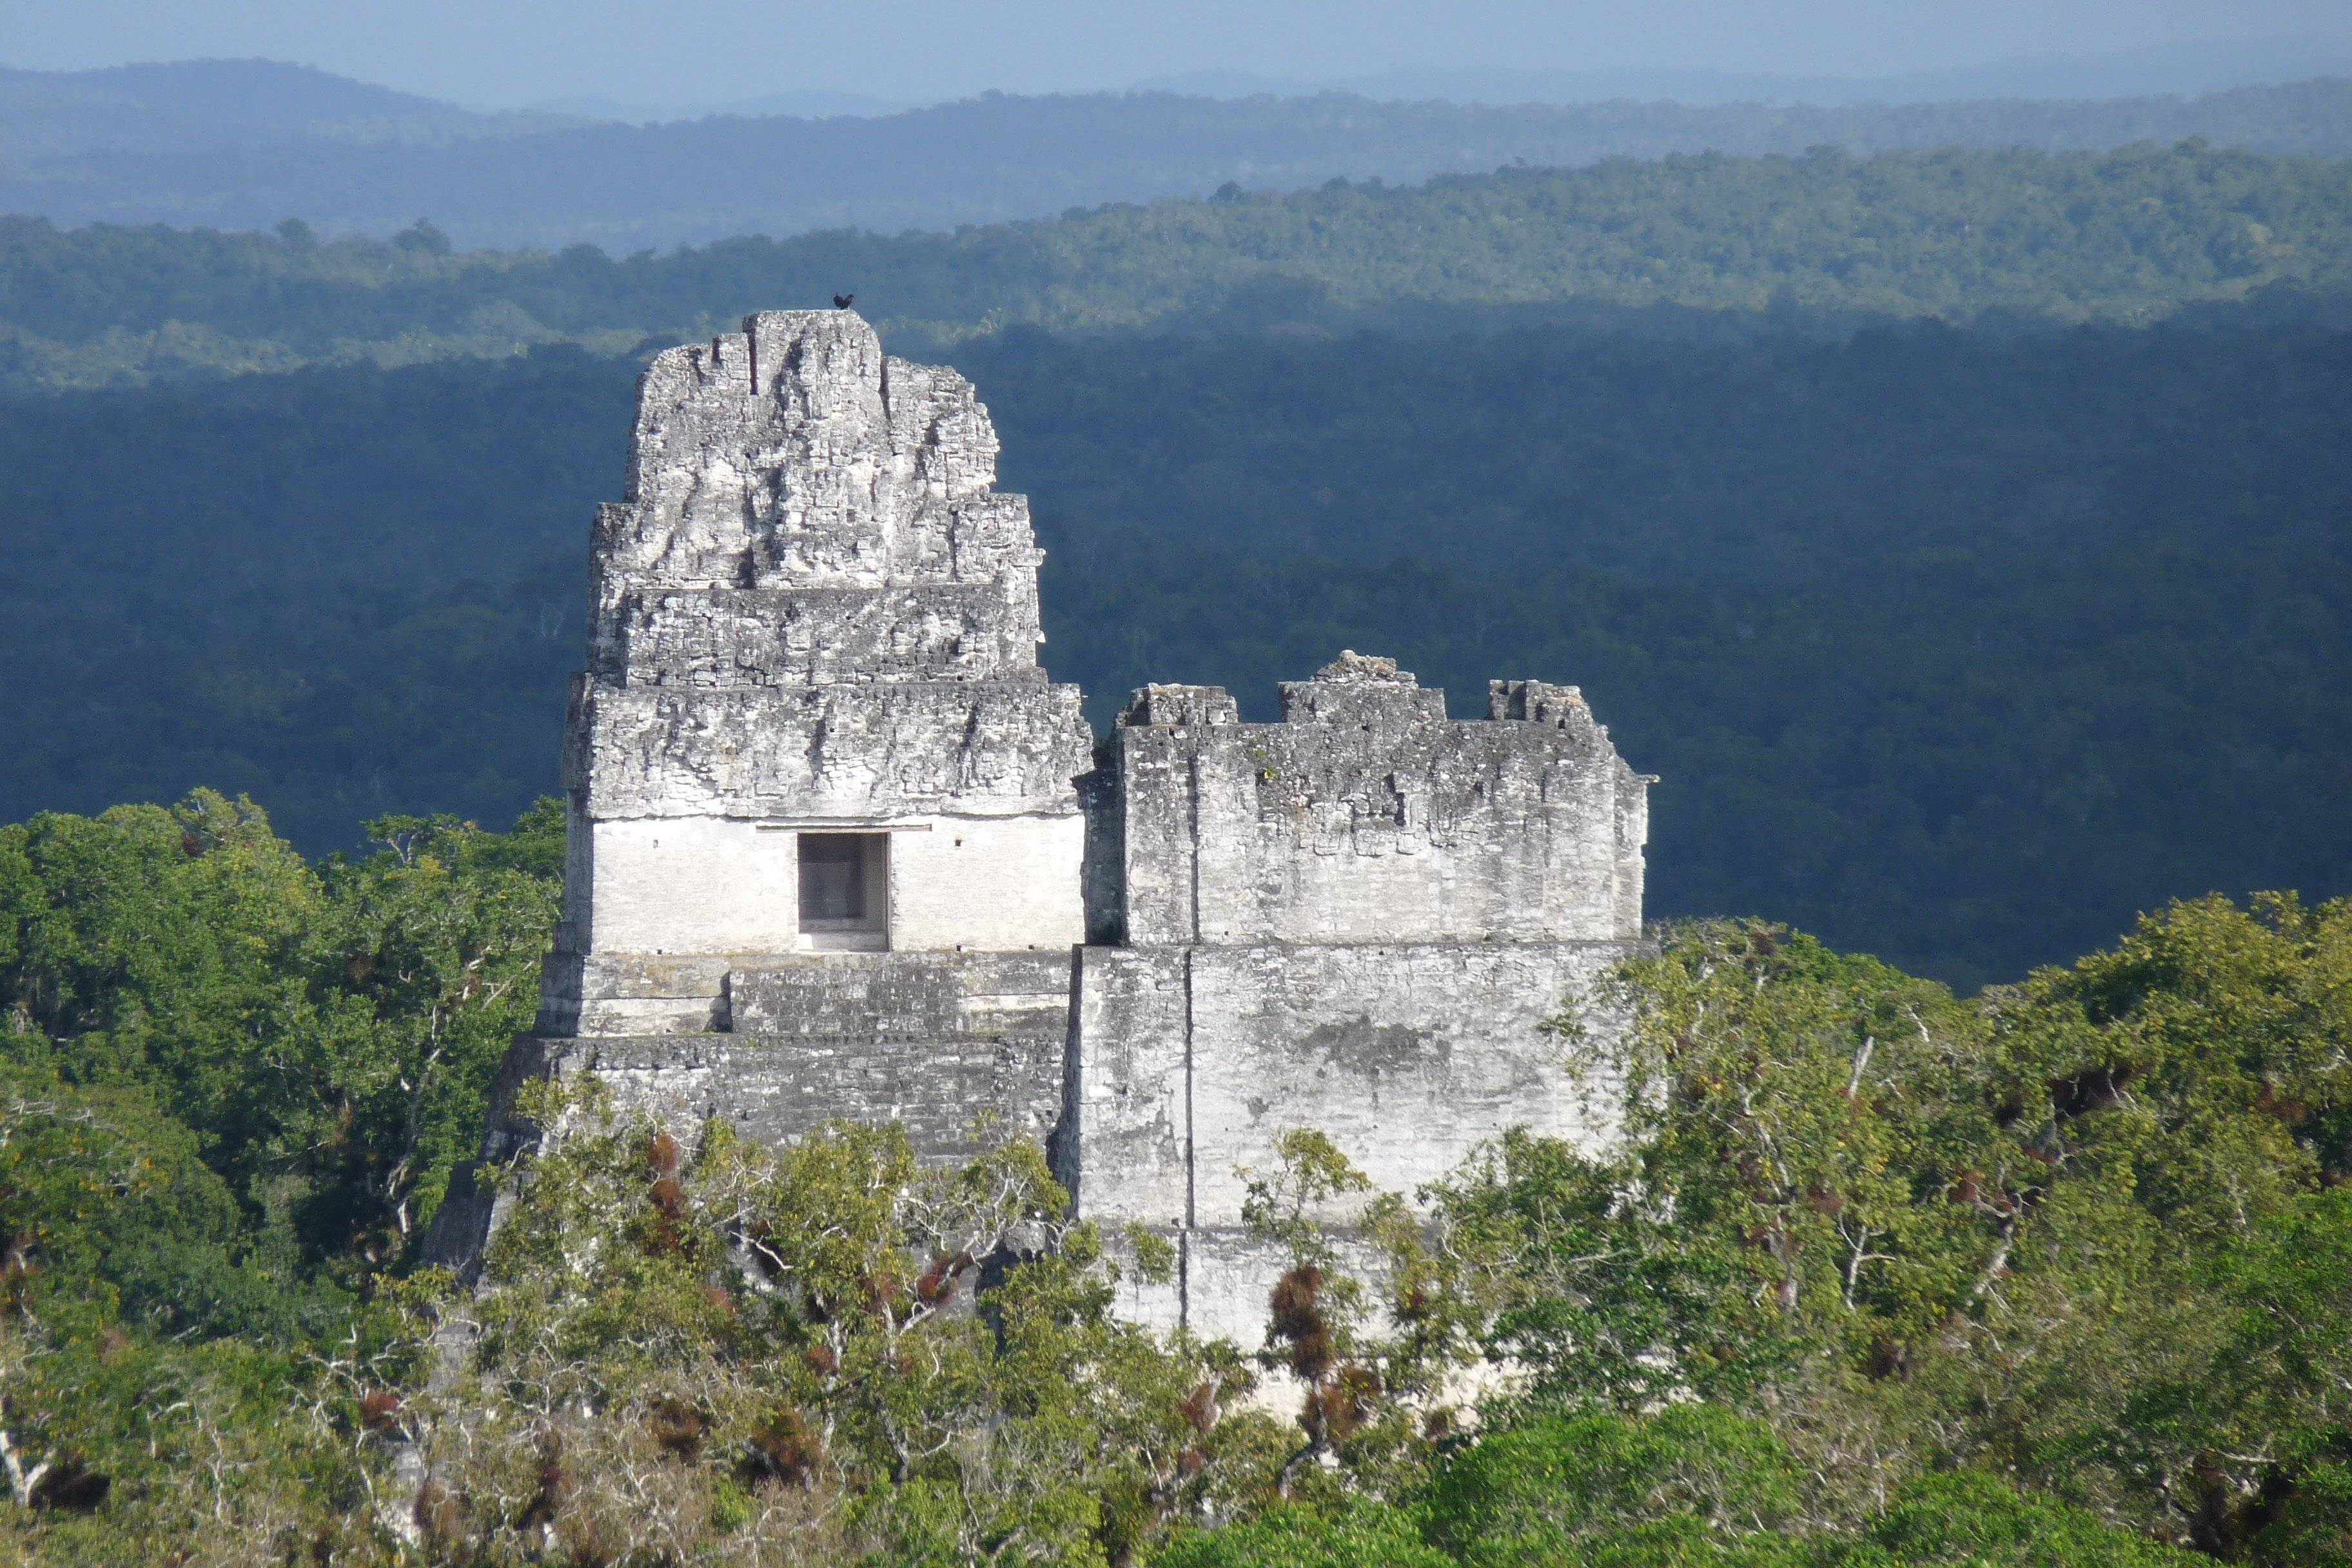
[887, 814, 1088, 952]
[567, 812, 1081, 965]
[572, 817, 803, 955]
[566, 681, 1088, 821]
[1065, 654, 1650, 1335]
[509, 953, 1070, 1159]
[1101, 656, 1648, 948]
[1070, 941, 1631, 1340]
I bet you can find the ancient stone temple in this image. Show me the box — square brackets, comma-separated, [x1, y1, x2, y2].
[528, 309, 1090, 1157]
[430, 311, 1652, 1337]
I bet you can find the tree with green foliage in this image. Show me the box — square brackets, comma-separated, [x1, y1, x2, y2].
[404, 1080, 1283, 1565]
[300, 799, 565, 1254]
[1400, 900, 2352, 1558]
[1152, 1407, 2198, 1567]
[0, 792, 562, 1563]
[0, 790, 561, 1276]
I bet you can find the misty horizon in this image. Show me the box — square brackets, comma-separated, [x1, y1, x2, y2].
[9, 0, 2351, 117]
[512, 33, 2352, 124]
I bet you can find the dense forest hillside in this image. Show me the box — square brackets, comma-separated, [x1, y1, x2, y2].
[3, 315, 2345, 986]
[5, 141, 2352, 392]
[5, 796, 2349, 1562]
[0, 76, 2346, 251]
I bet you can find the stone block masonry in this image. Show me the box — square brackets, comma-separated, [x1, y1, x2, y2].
[1064, 652, 1647, 1334]
[427, 313, 1653, 1344]
[498, 952, 1071, 1164]
[1097, 654, 1648, 948]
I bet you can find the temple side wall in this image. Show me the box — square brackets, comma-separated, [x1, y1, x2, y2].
[1184, 941, 1629, 1224]
[1070, 940, 1635, 1339]
[582, 818, 803, 953]
[1064, 660, 1651, 1338]
[516, 952, 1074, 1164]
[889, 813, 1086, 952]
[1614, 782, 1649, 937]
[1072, 943, 1625, 1224]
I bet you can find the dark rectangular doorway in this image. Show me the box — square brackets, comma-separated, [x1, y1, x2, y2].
[798, 832, 888, 950]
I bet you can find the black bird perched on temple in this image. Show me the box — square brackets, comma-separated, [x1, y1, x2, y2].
[832, 293, 854, 309]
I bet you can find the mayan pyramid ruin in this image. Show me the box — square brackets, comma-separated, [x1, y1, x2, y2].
[430, 310, 1653, 1337]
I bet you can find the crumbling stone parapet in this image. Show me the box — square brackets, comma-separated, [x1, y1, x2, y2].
[1117, 683, 1242, 729]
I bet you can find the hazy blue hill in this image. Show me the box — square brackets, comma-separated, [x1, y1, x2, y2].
[527, 88, 910, 123]
[0, 68, 2346, 249]
[5, 141, 2348, 393]
[0, 58, 558, 158]
[10, 59, 475, 135]
[1168, 35, 2352, 106]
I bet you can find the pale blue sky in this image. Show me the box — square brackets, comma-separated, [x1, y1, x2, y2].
[6, 0, 2348, 109]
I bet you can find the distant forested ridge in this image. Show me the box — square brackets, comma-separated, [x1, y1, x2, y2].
[4, 63, 2349, 249]
[0, 59, 562, 155]
[3, 313, 2344, 987]
[3, 141, 2351, 392]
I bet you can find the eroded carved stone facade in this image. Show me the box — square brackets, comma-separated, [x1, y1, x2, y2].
[542, 309, 1091, 1041]
[430, 313, 1652, 1336]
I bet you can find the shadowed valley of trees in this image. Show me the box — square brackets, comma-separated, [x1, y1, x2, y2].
[1, 315, 2345, 986]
